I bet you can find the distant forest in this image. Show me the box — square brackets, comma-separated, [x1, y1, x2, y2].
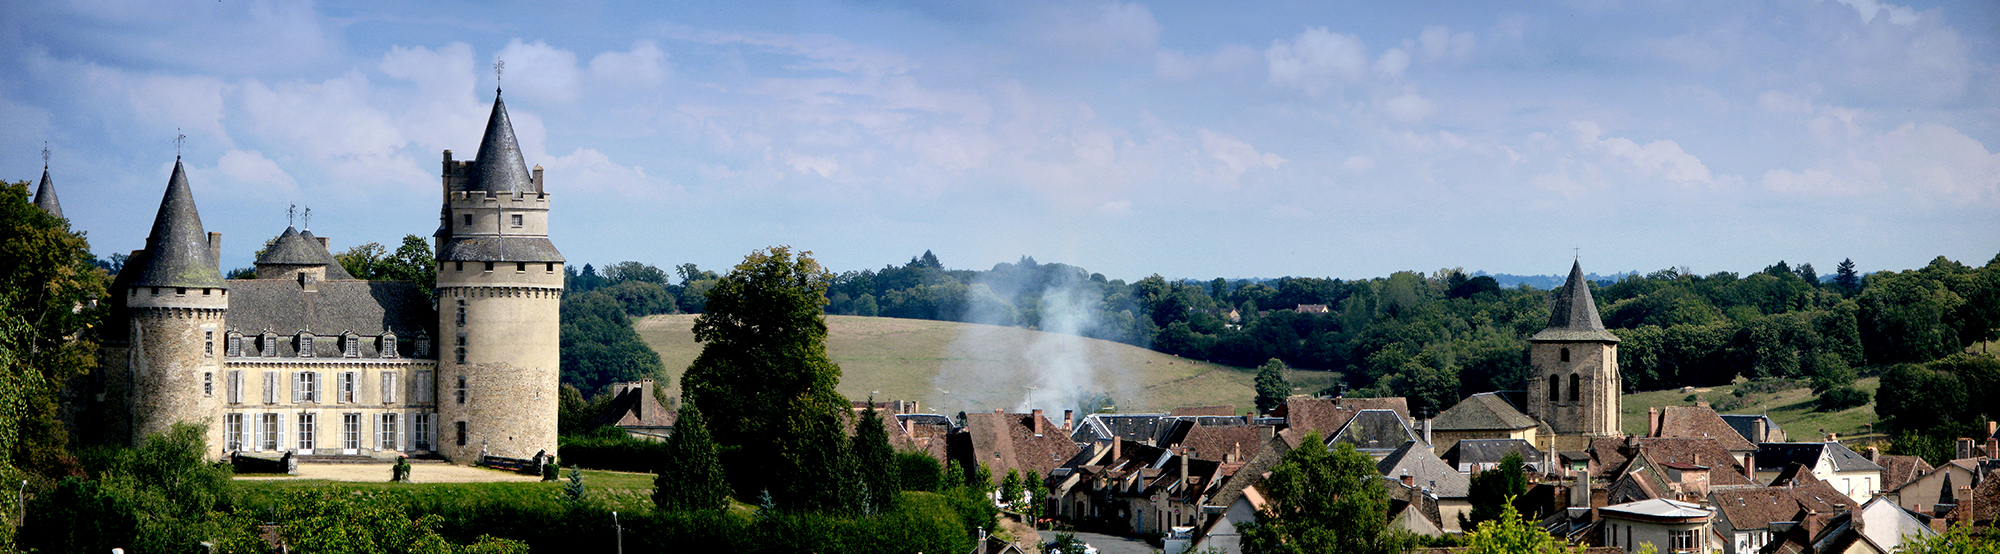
[560, 251, 1999, 421]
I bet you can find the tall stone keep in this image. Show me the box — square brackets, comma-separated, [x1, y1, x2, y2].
[121, 158, 229, 448]
[432, 91, 564, 463]
[1525, 261, 1621, 437]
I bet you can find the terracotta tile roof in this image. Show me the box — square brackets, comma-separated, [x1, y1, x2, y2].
[1873, 454, 1932, 492]
[1962, 469, 2000, 527]
[1710, 486, 1853, 533]
[1281, 396, 1409, 437]
[1633, 437, 1757, 486]
[896, 414, 954, 461]
[956, 412, 1080, 484]
[1587, 438, 1634, 482]
[1178, 424, 1268, 463]
[1653, 406, 1758, 451]
[1169, 405, 1237, 416]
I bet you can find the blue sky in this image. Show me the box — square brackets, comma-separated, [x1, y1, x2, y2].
[3, 0, 1995, 282]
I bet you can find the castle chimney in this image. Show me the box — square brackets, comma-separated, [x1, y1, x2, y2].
[315, 236, 328, 248]
[1957, 438, 1975, 460]
[1648, 407, 1661, 437]
[206, 232, 222, 270]
[1032, 409, 1044, 436]
[1752, 418, 1768, 443]
[639, 378, 654, 419]
[1063, 410, 1074, 432]
[532, 165, 544, 192]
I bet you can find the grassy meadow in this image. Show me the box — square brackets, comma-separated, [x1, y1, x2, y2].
[1618, 376, 1886, 444]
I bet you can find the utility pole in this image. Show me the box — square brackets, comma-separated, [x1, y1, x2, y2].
[612, 511, 623, 554]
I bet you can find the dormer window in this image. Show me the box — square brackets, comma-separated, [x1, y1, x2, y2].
[226, 331, 242, 357]
[299, 333, 316, 358]
[380, 332, 398, 358]
[262, 332, 278, 357]
[342, 332, 360, 358]
[414, 334, 431, 357]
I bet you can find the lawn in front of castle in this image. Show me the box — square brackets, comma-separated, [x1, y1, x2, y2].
[236, 468, 666, 516]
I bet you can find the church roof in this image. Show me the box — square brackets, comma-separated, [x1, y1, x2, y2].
[33, 167, 61, 218]
[470, 93, 535, 194]
[1530, 260, 1619, 342]
[131, 159, 225, 289]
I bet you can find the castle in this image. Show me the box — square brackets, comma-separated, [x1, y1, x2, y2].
[56, 90, 561, 464]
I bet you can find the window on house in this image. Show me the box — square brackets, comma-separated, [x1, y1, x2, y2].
[205, 331, 214, 357]
[455, 376, 467, 404]
[263, 372, 278, 404]
[379, 413, 399, 450]
[225, 413, 243, 451]
[263, 333, 277, 357]
[516, 262, 526, 273]
[381, 372, 398, 404]
[545, 262, 555, 273]
[261, 413, 280, 451]
[295, 371, 318, 403]
[455, 347, 466, 364]
[338, 372, 356, 403]
[1670, 529, 1697, 552]
[456, 300, 466, 326]
[510, 214, 522, 227]
[456, 421, 468, 446]
[343, 413, 361, 451]
[343, 334, 359, 358]
[380, 333, 398, 358]
[414, 413, 433, 451]
[415, 370, 435, 403]
[1560, 347, 1570, 362]
[204, 372, 213, 397]
[1569, 373, 1580, 402]
[415, 334, 431, 357]
[176, 287, 186, 295]
[299, 334, 315, 357]
[226, 332, 242, 357]
[1548, 374, 1560, 402]
[483, 261, 494, 272]
[298, 413, 315, 451]
[455, 261, 464, 272]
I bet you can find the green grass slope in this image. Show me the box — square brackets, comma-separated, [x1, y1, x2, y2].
[1619, 377, 1884, 443]
[633, 314, 1272, 414]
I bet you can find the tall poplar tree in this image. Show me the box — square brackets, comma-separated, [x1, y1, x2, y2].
[850, 400, 899, 513]
[654, 399, 728, 511]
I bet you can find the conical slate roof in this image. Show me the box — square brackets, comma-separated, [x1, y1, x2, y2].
[470, 93, 534, 194]
[33, 167, 61, 218]
[131, 159, 224, 289]
[1529, 260, 1618, 342]
[256, 226, 321, 265]
[297, 230, 356, 279]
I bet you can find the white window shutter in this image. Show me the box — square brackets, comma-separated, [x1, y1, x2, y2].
[402, 413, 412, 451]
[252, 415, 265, 452]
[277, 413, 287, 451]
[291, 373, 302, 403]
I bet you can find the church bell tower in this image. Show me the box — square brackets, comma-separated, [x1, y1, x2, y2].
[1525, 261, 1622, 438]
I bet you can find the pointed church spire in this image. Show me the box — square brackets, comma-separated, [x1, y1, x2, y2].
[471, 91, 535, 194]
[1530, 260, 1619, 342]
[131, 159, 225, 289]
[33, 167, 62, 219]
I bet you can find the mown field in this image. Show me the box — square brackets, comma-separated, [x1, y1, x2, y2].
[634, 314, 1268, 414]
[1618, 376, 1885, 444]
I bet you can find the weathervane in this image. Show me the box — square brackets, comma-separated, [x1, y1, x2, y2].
[288, 204, 297, 227]
[302, 206, 312, 230]
[174, 129, 186, 158]
[41, 142, 50, 169]
[494, 59, 504, 94]
[1573, 247, 1579, 260]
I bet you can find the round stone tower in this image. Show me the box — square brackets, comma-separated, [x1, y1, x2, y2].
[125, 158, 229, 449]
[432, 90, 564, 464]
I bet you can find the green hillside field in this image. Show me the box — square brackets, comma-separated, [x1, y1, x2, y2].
[631, 314, 1319, 415]
[1618, 377, 1885, 444]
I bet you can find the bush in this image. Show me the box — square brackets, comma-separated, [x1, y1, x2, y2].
[559, 431, 671, 473]
[1816, 386, 1871, 412]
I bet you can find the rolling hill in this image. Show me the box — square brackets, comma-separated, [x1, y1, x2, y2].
[633, 314, 1282, 416]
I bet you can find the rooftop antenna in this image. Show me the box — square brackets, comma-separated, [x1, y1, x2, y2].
[174, 129, 186, 159]
[288, 204, 297, 227]
[494, 59, 504, 95]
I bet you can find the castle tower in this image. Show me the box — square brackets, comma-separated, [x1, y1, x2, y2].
[122, 158, 228, 448]
[1525, 261, 1621, 438]
[34, 164, 62, 218]
[432, 91, 563, 463]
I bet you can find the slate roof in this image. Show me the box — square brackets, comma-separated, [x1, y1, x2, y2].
[1755, 442, 1884, 473]
[1070, 413, 1170, 445]
[437, 236, 565, 263]
[591, 382, 675, 430]
[1377, 440, 1469, 498]
[1720, 414, 1786, 444]
[1444, 439, 1543, 468]
[1529, 260, 1619, 343]
[1432, 391, 1538, 431]
[467, 93, 536, 194]
[1329, 409, 1420, 452]
[253, 227, 358, 280]
[1654, 406, 1759, 451]
[132, 159, 225, 289]
[33, 167, 60, 218]
[224, 280, 435, 354]
[956, 412, 1080, 484]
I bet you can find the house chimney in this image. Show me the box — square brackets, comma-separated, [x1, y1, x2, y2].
[1744, 453, 1756, 481]
[1827, 432, 1838, 443]
[1648, 407, 1661, 437]
[638, 379, 654, 419]
[1866, 447, 1879, 462]
[206, 232, 222, 269]
[315, 236, 328, 248]
[1985, 438, 1997, 460]
[900, 416, 912, 436]
[1064, 410, 1074, 432]
[1752, 418, 1768, 443]
[1112, 439, 1122, 461]
[1423, 417, 1433, 446]
[1179, 448, 1190, 485]
[1957, 438, 1975, 460]
[1400, 470, 1415, 488]
[1033, 409, 1044, 436]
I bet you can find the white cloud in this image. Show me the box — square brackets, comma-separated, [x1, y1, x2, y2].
[1266, 27, 1371, 96]
[1155, 45, 1259, 80]
[1417, 26, 1476, 62]
[1374, 47, 1411, 78]
[1756, 90, 1815, 114]
[1568, 121, 1723, 188]
[1198, 129, 1284, 177]
[1832, 0, 1918, 25]
[589, 40, 672, 87]
[496, 39, 582, 103]
[1383, 93, 1435, 123]
[783, 153, 839, 178]
[666, 26, 915, 76]
[1343, 155, 1373, 171]
[216, 149, 294, 187]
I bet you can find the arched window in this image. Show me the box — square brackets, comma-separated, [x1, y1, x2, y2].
[1560, 347, 1570, 362]
[1569, 373, 1581, 402]
[1548, 374, 1561, 402]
